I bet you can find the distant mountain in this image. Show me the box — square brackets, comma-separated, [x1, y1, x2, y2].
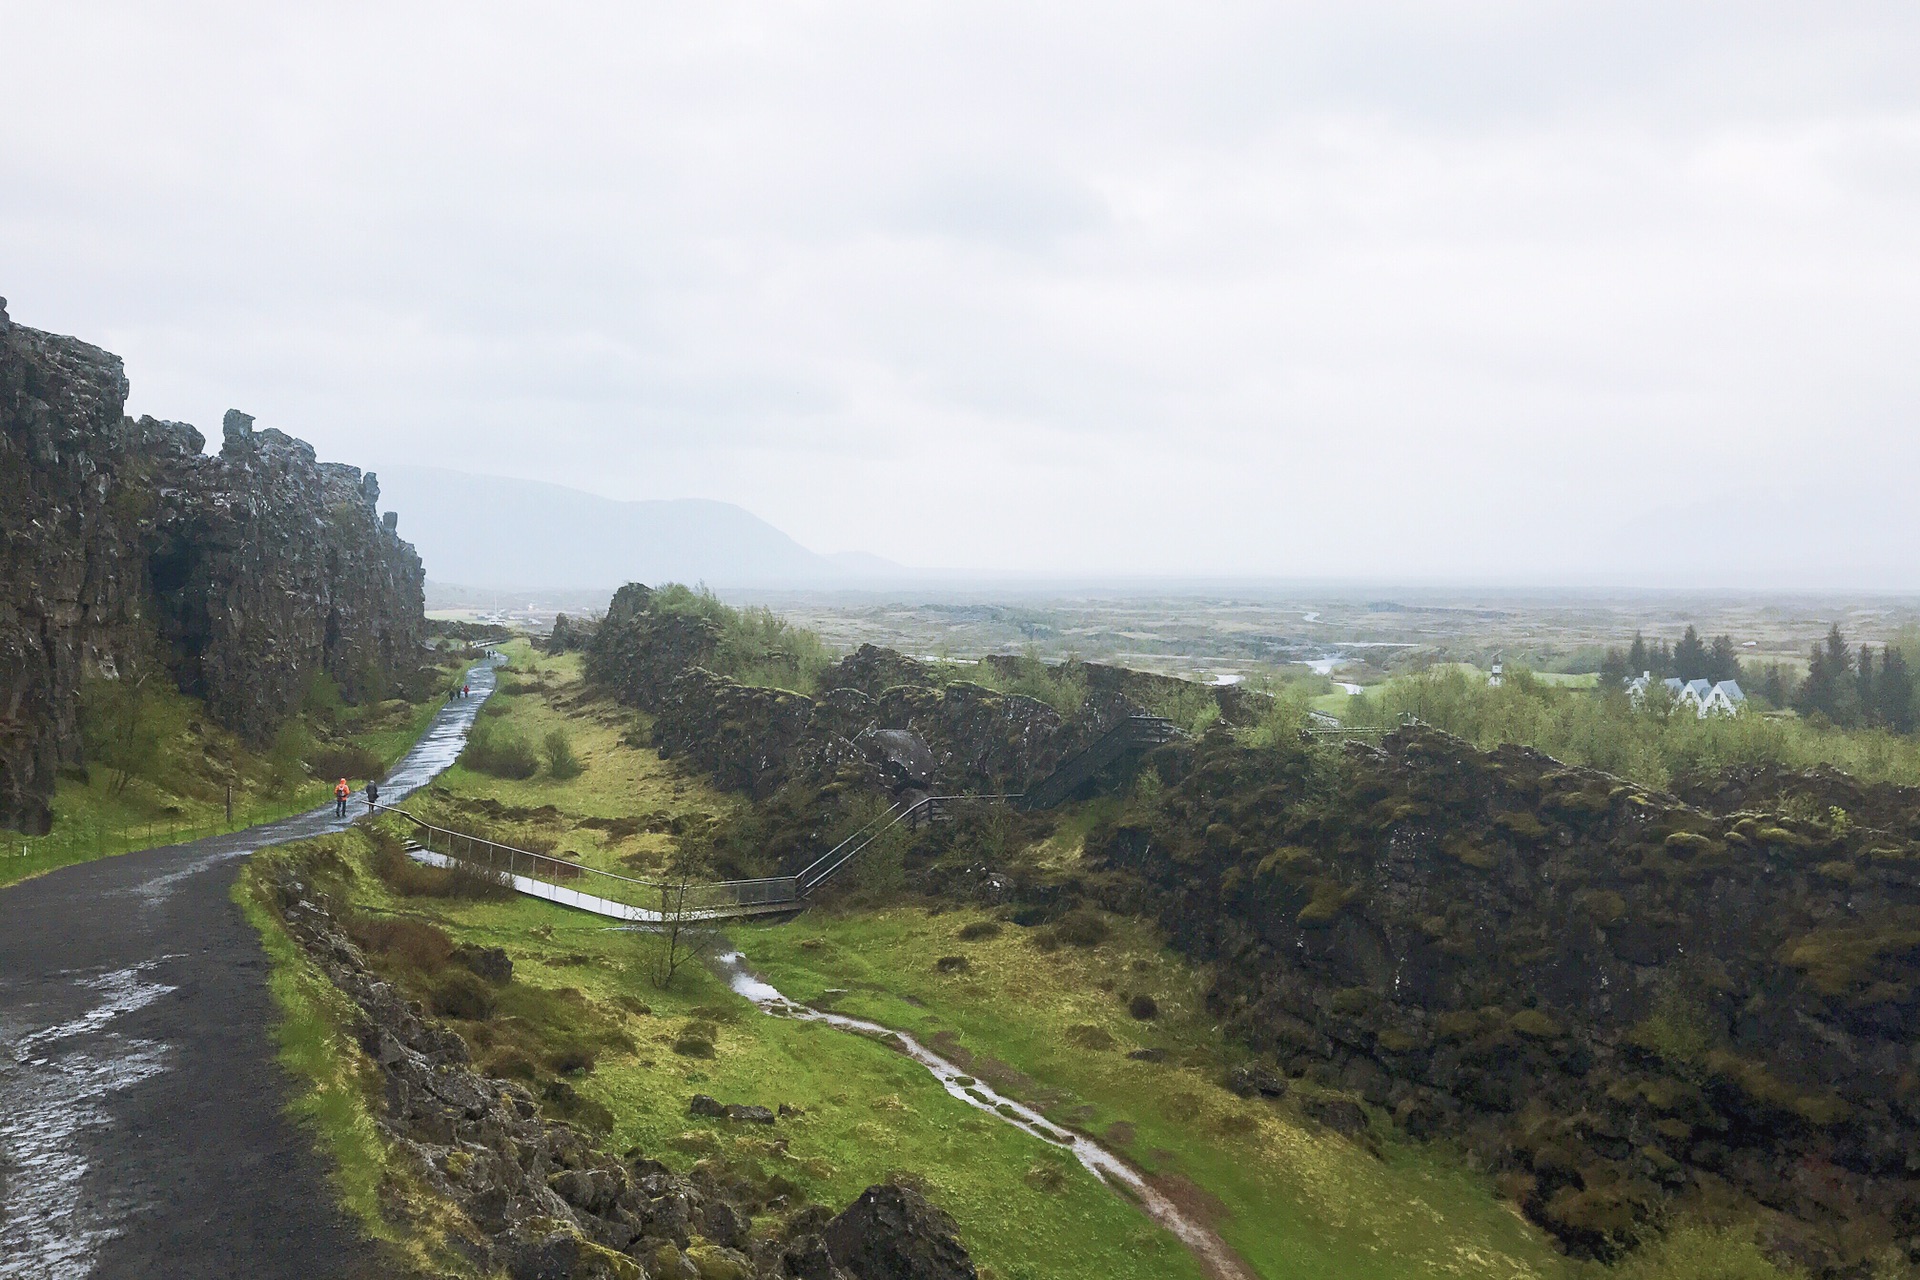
[375, 466, 906, 590]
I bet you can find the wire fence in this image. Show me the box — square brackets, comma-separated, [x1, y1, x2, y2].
[3, 794, 323, 880]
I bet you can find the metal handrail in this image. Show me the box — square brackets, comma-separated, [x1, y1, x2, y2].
[795, 792, 1022, 895]
[372, 786, 1023, 911]
[370, 803, 799, 910]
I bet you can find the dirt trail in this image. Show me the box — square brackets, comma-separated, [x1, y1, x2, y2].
[0, 661, 494, 1279]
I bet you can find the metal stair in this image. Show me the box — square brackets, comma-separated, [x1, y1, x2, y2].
[1015, 714, 1181, 812]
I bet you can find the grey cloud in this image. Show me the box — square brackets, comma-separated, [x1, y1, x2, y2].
[3, 3, 1918, 584]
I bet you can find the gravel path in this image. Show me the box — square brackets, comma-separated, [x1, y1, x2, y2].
[0, 659, 495, 1279]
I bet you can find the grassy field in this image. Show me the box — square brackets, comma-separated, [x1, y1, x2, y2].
[402, 644, 738, 879]
[1, 665, 462, 890]
[744, 908, 1568, 1280]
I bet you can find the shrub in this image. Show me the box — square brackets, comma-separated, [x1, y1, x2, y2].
[431, 970, 497, 1020]
[936, 955, 971, 973]
[369, 829, 514, 900]
[1052, 908, 1110, 948]
[957, 920, 1002, 942]
[344, 915, 454, 972]
[1064, 1024, 1116, 1050]
[544, 729, 584, 780]
[1128, 994, 1159, 1020]
[306, 743, 383, 782]
[547, 1042, 599, 1075]
[462, 721, 540, 779]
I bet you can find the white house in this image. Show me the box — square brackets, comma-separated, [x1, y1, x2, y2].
[1623, 672, 1746, 718]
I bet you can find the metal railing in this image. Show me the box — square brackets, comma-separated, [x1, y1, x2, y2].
[372, 803, 801, 916]
[1015, 714, 1180, 812]
[794, 792, 1022, 895]
[375, 786, 1025, 914]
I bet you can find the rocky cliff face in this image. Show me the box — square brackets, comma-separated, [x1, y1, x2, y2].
[0, 298, 426, 832]
[1091, 728, 1920, 1274]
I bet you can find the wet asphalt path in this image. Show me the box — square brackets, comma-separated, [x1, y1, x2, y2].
[0, 658, 495, 1279]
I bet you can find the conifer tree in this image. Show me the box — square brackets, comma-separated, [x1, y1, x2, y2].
[1627, 632, 1648, 676]
[1857, 645, 1877, 725]
[1706, 634, 1741, 684]
[1879, 647, 1915, 734]
[1674, 626, 1708, 680]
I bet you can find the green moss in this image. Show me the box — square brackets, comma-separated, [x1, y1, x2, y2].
[1706, 1052, 1853, 1127]
[1576, 890, 1628, 927]
[1493, 811, 1550, 842]
[1777, 913, 1920, 1001]
[1444, 834, 1498, 870]
[1509, 1009, 1563, 1040]
[1296, 878, 1359, 927]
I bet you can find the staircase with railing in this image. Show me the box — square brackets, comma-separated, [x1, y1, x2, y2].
[1013, 714, 1180, 812]
[375, 713, 1182, 922]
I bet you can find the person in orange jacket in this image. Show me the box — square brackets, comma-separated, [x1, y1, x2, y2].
[334, 777, 350, 819]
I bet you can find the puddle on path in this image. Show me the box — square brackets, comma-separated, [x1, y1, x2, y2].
[0, 656, 498, 1275]
[0, 961, 178, 1279]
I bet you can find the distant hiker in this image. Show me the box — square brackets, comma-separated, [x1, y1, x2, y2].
[334, 778, 350, 818]
[463, 684, 470, 698]
[366, 780, 380, 812]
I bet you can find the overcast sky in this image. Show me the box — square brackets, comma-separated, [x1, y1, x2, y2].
[5, 4, 1918, 586]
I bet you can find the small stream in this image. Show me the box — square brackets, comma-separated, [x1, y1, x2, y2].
[710, 952, 1255, 1280]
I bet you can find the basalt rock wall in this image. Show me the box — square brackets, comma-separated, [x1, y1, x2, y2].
[0, 299, 426, 832]
[1090, 727, 1920, 1274]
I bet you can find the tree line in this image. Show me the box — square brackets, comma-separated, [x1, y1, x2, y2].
[1600, 623, 1916, 733]
[1598, 625, 1741, 686]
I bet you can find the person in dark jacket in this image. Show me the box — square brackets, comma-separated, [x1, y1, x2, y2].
[366, 780, 380, 812]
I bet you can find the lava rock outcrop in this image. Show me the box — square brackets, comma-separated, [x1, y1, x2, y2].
[271, 871, 975, 1279]
[1, 299, 425, 831]
[1091, 726, 1920, 1273]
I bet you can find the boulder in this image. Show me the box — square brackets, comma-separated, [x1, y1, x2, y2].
[823, 1184, 976, 1280]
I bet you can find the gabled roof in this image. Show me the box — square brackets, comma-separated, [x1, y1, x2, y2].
[1711, 680, 1745, 702]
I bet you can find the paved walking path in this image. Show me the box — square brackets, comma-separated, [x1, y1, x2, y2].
[0, 660, 495, 1279]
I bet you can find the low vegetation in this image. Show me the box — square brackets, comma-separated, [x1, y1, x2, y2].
[1333, 664, 1920, 791]
[293, 636, 1829, 1279]
[2, 659, 462, 889]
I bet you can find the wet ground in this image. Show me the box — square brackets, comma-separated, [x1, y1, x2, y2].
[0, 661, 495, 1279]
[711, 951, 1257, 1280]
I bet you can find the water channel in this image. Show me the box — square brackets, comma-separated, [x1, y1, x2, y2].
[709, 951, 1256, 1280]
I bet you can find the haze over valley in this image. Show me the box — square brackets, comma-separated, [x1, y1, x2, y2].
[7, 7, 1920, 1280]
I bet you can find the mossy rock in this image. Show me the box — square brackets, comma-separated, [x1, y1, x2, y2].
[1443, 834, 1498, 870]
[1255, 845, 1315, 879]
[1546, 787, 1613, 816]
[1493, 810, 1550, 842]
[1296, 879, 1360, 927]
[1575, 889, 1627, 927]
[685, 1242, 755, 1280]
[1435, 1010, 1488, 1041]
[1707, 1051, 1853, 1127]
[1509, 1009, 1563, 1040]
[1778, 912, 1920, 1002]
[1374, 1027, 1425, 1054]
